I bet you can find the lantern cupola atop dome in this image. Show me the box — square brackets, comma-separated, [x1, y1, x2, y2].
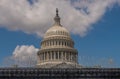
[54, 8, 61, 26]
[44, 8, 70, 39]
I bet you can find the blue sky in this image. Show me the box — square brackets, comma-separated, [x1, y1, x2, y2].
[0, 0, 120, 67]
[73, 6, 120, 67]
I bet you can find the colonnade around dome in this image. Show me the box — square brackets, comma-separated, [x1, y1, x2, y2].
[37, 50, 78, 64]
[41, 38, 74, 48]
[45, 30, 70, 38]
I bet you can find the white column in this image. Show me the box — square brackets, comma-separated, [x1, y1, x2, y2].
[54, 51, 55, 60]
[59, 51, 61, 60]
[44, 52, 46, 61]
[50, 51, 52, 60]
[47, 52, 48, 61]
[70, 52, 71, 61]
[51, 41, 53, 46]
[58, 51, 59, 59]
[48, 41, 50, 46]
[61, 51, 63, 61]
[43, 52, 44, 61]
[65, 52, 66, 61]
[52, 52, 54, 60]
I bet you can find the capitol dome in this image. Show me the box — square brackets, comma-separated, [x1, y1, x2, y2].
[37, 9, 81, 68]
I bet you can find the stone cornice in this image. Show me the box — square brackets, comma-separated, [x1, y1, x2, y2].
[38, 47, 78, 53]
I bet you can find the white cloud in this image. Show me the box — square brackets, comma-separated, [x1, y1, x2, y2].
[0, 0, 120, 37]
[3, 45, 39, 67]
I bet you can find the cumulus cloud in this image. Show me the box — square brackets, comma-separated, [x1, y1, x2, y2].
[0, 0, 120, 37]
[3, 45, 39, 67]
